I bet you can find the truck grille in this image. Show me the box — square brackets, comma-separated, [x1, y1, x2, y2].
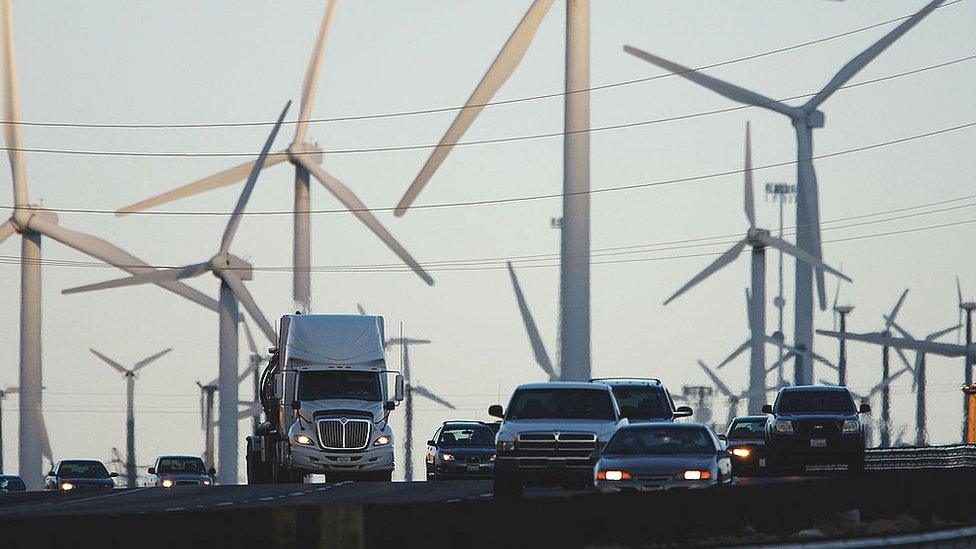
[317, 418, 371, 450]
[515, 432, 597, 463]
[795, 420, 840, 437]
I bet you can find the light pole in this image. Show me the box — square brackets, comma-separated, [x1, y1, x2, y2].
[765, 183, 796, 387]
[835, 306, 854, 386]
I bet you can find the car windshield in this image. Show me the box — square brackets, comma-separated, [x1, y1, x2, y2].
[58, 461, 110, 478]
[728, 420, 766, 439]
[507, 389, 616, 420]
[604, 427, 716, 456]
[610, 386, 671, 420]
[0, 477, 26, 491]
[438, 425, 495, 447]
[298, 370, 381, 402]
[777, 391, 855, 414]
[157, 457, 207, 475]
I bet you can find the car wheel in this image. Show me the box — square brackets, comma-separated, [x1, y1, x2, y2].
[492, 478, 523, 499]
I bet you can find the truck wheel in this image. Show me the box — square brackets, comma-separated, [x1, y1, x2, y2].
[493, 478, 523, 499]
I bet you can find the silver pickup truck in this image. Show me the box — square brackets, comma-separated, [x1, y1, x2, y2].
[489, 382, 627, 498]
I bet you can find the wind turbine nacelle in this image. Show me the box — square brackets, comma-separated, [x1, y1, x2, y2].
[214, 254, 254, 281]
[807, 110, 825, 129]
[289, 142, 324, 166]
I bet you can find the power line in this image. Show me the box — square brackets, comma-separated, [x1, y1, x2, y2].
[1, 52, 972, 158]
[0, 0, 964, 131]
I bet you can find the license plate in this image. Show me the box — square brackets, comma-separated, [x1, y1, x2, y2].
[810, 438, 827, 448]
[758, 458, 766, 467]
[466, 465, 479, 472]
[337, 457, 351, 464]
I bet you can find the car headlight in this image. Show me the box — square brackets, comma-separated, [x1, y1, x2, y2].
[731, 447, 751, 458]
[442, 453, 455, 461]
[596, 470, 632, 481]
[294, 434, 314, 445]
[202, 479, 212, 486]
[489, 454, 497, 462]
[774, 420, 794, 434]
[681, 470, 712, 481]
[60, 481, 75, 491]
[842, 420, 860, 434]
[496, 440, 515, 452]
[161, 479, 174, 488]
[373, 435, 391, 446]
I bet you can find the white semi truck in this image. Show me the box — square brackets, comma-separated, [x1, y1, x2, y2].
[246, 313, 404, 483]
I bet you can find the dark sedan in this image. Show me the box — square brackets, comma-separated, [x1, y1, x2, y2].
[148, 455, 215, 487]
[593, 423, 731, 493]
[722, 415, 768, 476]
[44, 460, 117, 491]
[0, 475, 26, 493]
[426, 421, 496, 480]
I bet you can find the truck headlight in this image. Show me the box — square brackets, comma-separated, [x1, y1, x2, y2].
[60, 481, 76, 491]
[842, 420, 860, 434]
[773, 420, 794, 434]
[731, 447, 751, 458]
[161, 479, 174, 488]
[373, 435, 391, 446]
[294, 434, 314, 445]
[497, 440, 515, 452]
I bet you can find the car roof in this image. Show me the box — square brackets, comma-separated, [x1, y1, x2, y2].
[57, 459, 105, 464]
[156, 455, 204, 460]
[0, 474, 23, 479]
[732, 415, 768, 421]
[779, 385, 848, 393]
[515, 382, 610, 391]
[617, 421, 710, 430]
[441, 421, 490, 427]
[591, 378, 663, 387]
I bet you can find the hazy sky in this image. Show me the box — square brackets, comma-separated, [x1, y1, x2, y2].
[1, 0, 974, 480]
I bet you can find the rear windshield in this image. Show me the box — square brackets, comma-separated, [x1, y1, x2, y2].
[438, 425, 496, 446]
[728, 420, 766, 439]
[507, 389, 616, 420]
[0, 477, 25, 491]
[776, 391, 855, 414]
[157, 457, 207, 475]
[605, 427, 716, 456]
[610, 386, 672, 420]
[58, 461, 110, 478]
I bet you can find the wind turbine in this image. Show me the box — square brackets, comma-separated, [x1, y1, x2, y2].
[506, 262, 559, 381]
[832, 271, 854, 386]
[0, 385, 52, 476]
[89, 348, 171, 488]
[196, 380, 218, 472]
[957, 277, 976, 433]
[625, 0, 944, 386]
[876, 290, 913, 447]
[115, 1, 433, 312]
[884, 318, 959, 446]
[0, 1, 218, 489]
[697, 360, 746, 429]
[394, 0, 592, 382]
[822, 370, 909, 448]
[239, 318, 266, 432]
[359, 304, 455, 481]
[63, 103, 291, 485]
[665, 122, 849, 412]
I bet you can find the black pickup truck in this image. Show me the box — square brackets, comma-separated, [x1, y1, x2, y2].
[762, 385, 870, 474]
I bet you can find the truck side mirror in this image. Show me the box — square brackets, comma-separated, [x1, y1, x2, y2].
[859, 403, 871, 414]
[147, 467, 156, 475]
[291, 400, 302, 411]
[674, 405, 693, 418]
[394, 374, 405, 402]
[761, 404, 773, 414]
[384, 401, 397, 411]
[110, 472, 119, 478]
[208, 467, 217, 476]
[488, 405, 504, 419]
[427, 439, 436, 446]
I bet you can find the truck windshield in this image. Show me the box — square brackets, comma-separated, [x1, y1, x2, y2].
[298, 370, 381, 402]
[609, 386, 671, 420]
[604, 427, 716, 456]
[157, 457, 207, 475]
[777, 391, 855, 414]
[507, 389, 615, 420]
[58, 461, 111, 478]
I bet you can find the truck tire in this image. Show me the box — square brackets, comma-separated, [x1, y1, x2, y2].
[492, 477, 523, 499]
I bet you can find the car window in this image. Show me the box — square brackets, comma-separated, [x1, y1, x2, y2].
[1, 476, 25, 491]
[604, 427, 716, 455]
[610, 386, 671, 420]
[507, 389, 616, 420]
[776, 391, 855, 414]
[58, 461, 110, 478]
[157, 457, 207, 475]
[438, 425, 495, 446]
[728, 420, 766, 439]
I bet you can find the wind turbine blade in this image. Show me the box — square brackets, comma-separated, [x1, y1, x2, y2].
[293, 0, 338, 145]
[887, 289, 910, 326]
[410, 385, 456, 410]
[237, 401, 262, 419]
[1, 0, 27, 208]
[3, 386, 18, 395]
[715, 339, 750, 370]
[39, 413, 52, 462]
[506, 262, 556, 379]
[239, 361, 258, 383]
[0, 218, 14, 245]
[220, 271, 276, 344]
[803, 0, 944, 111]
[62, 262, 210, 294]
[756, 234, 850, 282]
[296, 156, 434, 286]
[885, 316, 917, 342]
[25, 215, 218, 312]
[763, 335, 799, 354]
[133, 348, 173, 372]
[832, 262, 843, 331]
[623, 45, 796, 117]
[663, 239, 748, 305]
[927, 325, 961, 342]
[816, 329, 967, 358]
[356, 303, 367, 315]
[958, 276, 964, 343]
[766, 351, 797, 374]
[696, 360, 734, 398]
[743, 122, 755, 229]
[89, 349, 128, 375]
[241, 316, 259, 356]
[219, 101, 291, 255]
[394, 0, 555, 216]
[868, 367, 910, 397]
[810, 351, 838, 371]
[116, 154, 288, 216]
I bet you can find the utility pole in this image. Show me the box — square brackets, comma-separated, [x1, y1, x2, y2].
[765, 183, 795, 387]
[836, 306, 854, 386]
[963, 305, 975, 441]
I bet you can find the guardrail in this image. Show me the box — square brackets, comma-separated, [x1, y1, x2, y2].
[866, 444, 976, 470]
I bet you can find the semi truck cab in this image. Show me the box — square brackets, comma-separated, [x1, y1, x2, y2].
[247, 314, 404, 483]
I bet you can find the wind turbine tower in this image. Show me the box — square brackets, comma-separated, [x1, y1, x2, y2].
[765, 182, 796, 386]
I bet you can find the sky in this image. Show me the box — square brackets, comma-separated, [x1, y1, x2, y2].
[1, 0, 975, 481]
